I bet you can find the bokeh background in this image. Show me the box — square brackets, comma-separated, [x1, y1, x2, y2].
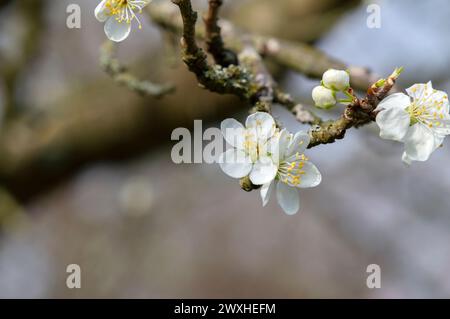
[1, 0, 450, 298]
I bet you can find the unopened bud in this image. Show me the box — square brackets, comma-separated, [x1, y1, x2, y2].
[312, 86, 336, 109]
[322, 69, 350, 91]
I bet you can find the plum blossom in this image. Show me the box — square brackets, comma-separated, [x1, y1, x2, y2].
[95, 0, 151, 42]
[375, 82, 450, 164]
[219, 112, 278, 186]
[260, 129, 322, 215]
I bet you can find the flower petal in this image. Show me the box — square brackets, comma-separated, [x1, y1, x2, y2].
[245, 112, 276, 141]
[276, 181, 300, 215]
[402, 124, 436, 163]
[221, 118, 245, 150]
[104, 17, 132, 42]
[279, 156, 322, 188]
[285, 131, 310, 158]
[260, 182, 274, 207]
[297, 161, 322, 188]
[406, 82, 432, 100]
[376, 105, 410, 141]
[264, 129, 289, 164]
[219, 149, 252, 179]
[278, 129, 292, 158]
[374, 93, 411, 112]
[249, 155, 277, 185]
[95, 0, 109, 22]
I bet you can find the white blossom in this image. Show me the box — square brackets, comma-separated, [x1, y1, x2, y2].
[375, 82, 450, 164]
[219, 112, 278, 186]
[322, 69, 350, 91]
[260, 130, 321, 215]
[95, 0, 151, 42]
[312, 86, 336, 109]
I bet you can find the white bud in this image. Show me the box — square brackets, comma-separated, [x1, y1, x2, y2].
[312, 86, 336, 109]
[322, 69, 350, 91]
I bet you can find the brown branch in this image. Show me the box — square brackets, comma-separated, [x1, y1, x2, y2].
[203, 0, 237, 66]
[170, 0, 269, 105]
[146, 2, 376, 91]
[100, 41, 175, 98]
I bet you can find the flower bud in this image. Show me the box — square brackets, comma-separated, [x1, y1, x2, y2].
[322, 69, 350, 91]
[312, 86, 336, 109]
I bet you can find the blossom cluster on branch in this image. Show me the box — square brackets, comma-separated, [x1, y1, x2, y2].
[93, 0, 450, 215]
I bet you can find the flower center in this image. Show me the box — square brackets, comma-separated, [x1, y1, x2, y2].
[105, 0, 145, 27]
[277, 153, 308, 186]
[406, 97, 447, 129]
[406, 102, 428, 125]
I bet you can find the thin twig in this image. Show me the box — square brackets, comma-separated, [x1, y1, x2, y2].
[203, 0, 237, 66]
[100, 41, 175, 98]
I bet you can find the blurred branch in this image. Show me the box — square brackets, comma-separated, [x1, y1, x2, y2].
[1, 0, 45, 120]
[0, 0, 13, 11]
[308, 68, 401, 147]
[0, 187, 23, 230]
[100, 41, 175, 98]
[0, 54, 244, 201]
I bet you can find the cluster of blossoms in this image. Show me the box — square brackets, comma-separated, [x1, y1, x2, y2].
[313, 69, 450, 165]
[95, 0, 151, 42]
[93, 0, 450, 214]
[219, 112, 322, 215]
[312, 69, 351, 109]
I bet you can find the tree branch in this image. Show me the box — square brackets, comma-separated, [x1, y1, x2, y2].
[203, 0, 238, 66]
[170, 0, 272, 107]
[1, 0, 45, 120]
[100, 41, 175, 98]
[147, 2, 377, 91]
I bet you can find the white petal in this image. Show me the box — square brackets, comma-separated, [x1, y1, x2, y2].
[406, 82, 432, 100]
[376, 106, 410, 141]
[249, 156, 277, 185]
[278, 129, 292, 159]
[219, 149, 252, 179]
[297, 162, 322, 188]
[221, 118, 245, 150]
[402, 124, 436, 163]
[264, 129, 288, 164]
[276, 181, 300, 215]
[245, 112, 276, 141]
[425, 87, 450, 114]
[279, 156, 322, 188]
[104, 17, 132, 42]
[285, 131, 310, 158]
[374, 93, 411, 112]
[260, 182, 274, 207]
[95, 0, 109, 22]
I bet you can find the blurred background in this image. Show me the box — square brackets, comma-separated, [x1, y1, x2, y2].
[1, 0, 450, 298]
